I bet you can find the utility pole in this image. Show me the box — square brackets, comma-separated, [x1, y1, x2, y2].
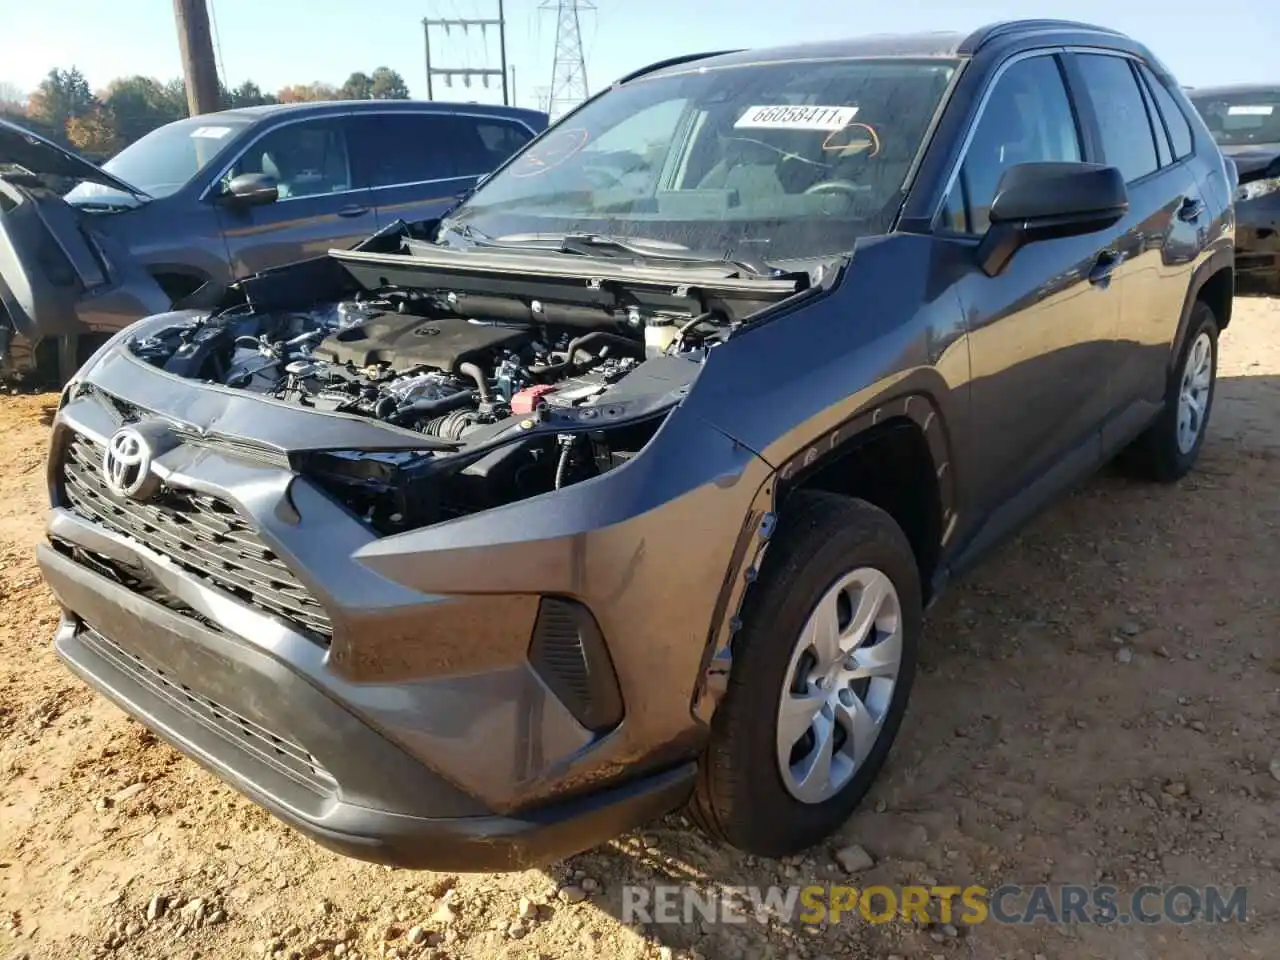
[540, 0, 592, 121]
[172, 0, 221, 116]
[422, 1, 510, 105]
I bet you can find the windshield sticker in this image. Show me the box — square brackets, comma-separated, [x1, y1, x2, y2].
[190, 126, 233, 139]
[1227, 105, 1275, 116]
[734, 105, 859, 131]
[509, 127, 590, 177]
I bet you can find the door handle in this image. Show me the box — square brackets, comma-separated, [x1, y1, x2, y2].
[337, 204, 369, 218]
[1089, 250, 1119, 287]
[1177, 196, 1204, 223]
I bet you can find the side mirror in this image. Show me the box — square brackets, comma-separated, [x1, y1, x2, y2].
[978, 162, 1128, 277]
[221, 172, 279, 206]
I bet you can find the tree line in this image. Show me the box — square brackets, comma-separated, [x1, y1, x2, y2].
[0, 66, 412, 160]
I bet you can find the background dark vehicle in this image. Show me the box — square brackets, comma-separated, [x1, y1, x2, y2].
[0, 100, 547, 383]
[38, 20, 1233, 871]
[1188, 84, 1280, 294]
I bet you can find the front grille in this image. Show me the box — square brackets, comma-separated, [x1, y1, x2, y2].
[51, 537, 228, 634]
[79, 625, 336, 797]
[60, 431, 332, 642]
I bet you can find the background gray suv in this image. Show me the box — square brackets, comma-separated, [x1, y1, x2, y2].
[0, 99, 547, 382]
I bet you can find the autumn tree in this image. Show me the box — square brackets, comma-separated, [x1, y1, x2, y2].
[277, 82, 339, 103]
[27, 67, 95, 139]
[223, 80, 277, 109]
[101, 76, 186, 145]
[4, 64, 412, 152]
[0, 81, 29, 133]
[340, 72, 373, 101]
[0, 80, 23, 112]
[369, 67, 410, 100]
[66, 103, 123, 157]
[337, 68, 409, 101]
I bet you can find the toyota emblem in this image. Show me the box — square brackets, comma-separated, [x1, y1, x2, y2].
[101, 426, 157, 500]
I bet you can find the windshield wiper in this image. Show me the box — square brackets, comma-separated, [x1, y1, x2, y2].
[556, 232, 781, 278]
[436, 218, 505, 247]
[435, 223, 780, 278]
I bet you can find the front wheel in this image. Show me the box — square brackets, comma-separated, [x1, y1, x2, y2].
[689, 491, 921, 858]
[1121, 300, 1219, 482]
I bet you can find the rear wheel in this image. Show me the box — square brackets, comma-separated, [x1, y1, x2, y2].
[689, 491, 921, 857]
[1122, 300, 1219, 482]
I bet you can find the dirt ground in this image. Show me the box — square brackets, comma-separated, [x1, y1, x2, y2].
[2, 297, 1278, 960]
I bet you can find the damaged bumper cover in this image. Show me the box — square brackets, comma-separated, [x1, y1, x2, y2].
[39, 342, 774, 869]
[0, 177, 170, 382]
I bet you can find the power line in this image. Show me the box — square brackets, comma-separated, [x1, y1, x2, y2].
[422, 0, 510, 105]
[207, 0, 228, 91]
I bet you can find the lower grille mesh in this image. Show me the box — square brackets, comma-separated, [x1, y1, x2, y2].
[79, 625, 336, 796]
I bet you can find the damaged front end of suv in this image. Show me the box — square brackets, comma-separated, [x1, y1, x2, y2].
[40, 212, 820, 868]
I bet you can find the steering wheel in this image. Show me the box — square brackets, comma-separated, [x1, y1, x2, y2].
[802, 179, 866, 198]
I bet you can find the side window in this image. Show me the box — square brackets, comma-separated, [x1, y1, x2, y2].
[448, 118, 535, 176]
[226, 119, 351, 199]
[1073, 54, 1160, 183]
[472, 120, 535, 169]
[1135, 65, 1173, 167]
[942, 55, 1082, 234]
[1140, 64, 1194, 160]
[349, 114, 459, 187]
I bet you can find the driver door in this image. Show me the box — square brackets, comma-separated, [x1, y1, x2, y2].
[214, 116, 377, 277]
[942, 53, 1122, 557]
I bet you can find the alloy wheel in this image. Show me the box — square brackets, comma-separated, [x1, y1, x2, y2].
[1177, 330, 1214, 455]
[775, 567, 903, 804]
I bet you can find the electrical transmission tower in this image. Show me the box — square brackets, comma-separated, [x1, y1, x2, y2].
[422, 1, 511, 105]
[540, 0, 592, 120]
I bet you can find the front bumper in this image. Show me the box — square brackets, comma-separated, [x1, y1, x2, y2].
[1235, 194, 1280, 294]
[41, 539, 696, 871]
[41, 358, 773, 869]
[0, 315, 37, 382]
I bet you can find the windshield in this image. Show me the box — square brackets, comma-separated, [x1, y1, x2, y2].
[66, 114, 251, 203]
[1189, 89, 1280, 148]
[448, 57, 958, 261]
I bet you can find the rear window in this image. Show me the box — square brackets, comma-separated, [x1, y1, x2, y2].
[1189, 89, 1280, 147]
[1140, 66, 1194, 160]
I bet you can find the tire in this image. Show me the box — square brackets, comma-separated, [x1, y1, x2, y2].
[1121, 300, 1219, 482]
[689, 490, 922, 858]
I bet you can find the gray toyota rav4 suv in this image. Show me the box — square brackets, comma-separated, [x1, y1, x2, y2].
[38, 20, 1234, 871]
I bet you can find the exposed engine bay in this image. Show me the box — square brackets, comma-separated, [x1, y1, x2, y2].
[134, 299, 663, 439]
[119, 232, 811, 532]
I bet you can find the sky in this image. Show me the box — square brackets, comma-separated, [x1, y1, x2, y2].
[3, 0, 1277, 111]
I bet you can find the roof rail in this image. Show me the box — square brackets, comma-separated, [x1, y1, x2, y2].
[613, 50, 742, 87]
[960, 19, 1125, 54]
